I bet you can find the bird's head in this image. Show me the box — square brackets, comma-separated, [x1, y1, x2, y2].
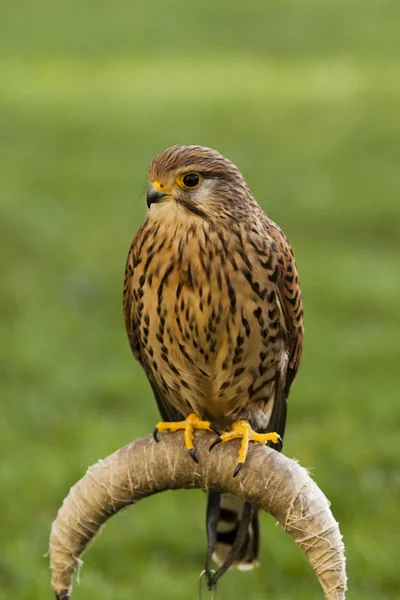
[146, 145, 256, 221]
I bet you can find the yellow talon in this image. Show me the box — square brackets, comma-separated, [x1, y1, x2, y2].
[154, 413, 217, 463]
[209, 419, 282, 477]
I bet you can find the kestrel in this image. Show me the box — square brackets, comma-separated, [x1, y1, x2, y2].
[123, 145, 303, 578]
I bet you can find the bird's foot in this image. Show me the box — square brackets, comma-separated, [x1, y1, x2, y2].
[209, 419, 282, 477]
[153, 413, 219, 464]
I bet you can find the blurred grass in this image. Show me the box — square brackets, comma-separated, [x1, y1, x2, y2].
[1, 1, 400, 598]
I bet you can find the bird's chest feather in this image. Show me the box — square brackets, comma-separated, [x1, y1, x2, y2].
[127, 214, 286, 424]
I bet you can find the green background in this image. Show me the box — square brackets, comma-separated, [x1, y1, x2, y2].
[1, 1, 399, 598]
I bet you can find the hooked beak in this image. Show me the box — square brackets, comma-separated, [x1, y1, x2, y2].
[146, 185, 169, 208]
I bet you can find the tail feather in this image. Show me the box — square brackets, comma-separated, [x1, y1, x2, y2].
[212, 494, 259, 570]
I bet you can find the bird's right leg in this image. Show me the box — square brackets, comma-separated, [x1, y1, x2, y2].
[153, 413, 220, 463]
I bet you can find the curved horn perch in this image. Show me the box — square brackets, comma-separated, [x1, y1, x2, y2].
[49, 432, 347, 599]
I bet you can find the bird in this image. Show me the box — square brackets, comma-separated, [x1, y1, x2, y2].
[123, 145, 304, 582]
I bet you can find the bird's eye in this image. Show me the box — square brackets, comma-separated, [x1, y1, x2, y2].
[182, 173, 200, 188]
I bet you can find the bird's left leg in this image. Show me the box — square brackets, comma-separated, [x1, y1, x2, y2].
[154, 413, 219, 463]
[209, 420, 282, 477]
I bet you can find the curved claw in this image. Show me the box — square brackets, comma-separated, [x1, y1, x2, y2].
[233, 462, 244, 478]
[189, 448, 199, 464]
[209, 437, 222, 452]
[209, 424, 221, 435]
[153, 427, 159, 442]
[272, 434, 283, 451]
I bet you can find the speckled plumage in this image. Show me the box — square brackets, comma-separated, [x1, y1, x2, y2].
[123, 145, 304, 569]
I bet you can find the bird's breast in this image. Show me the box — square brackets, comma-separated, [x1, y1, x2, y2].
[128, 217, 285, 425]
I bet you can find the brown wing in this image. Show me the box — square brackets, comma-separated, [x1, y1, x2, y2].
[269, 226, 304, 388]
[123, 226, 184, 423]
[123, 235, 140, 360]
[264, 222, 304, 440]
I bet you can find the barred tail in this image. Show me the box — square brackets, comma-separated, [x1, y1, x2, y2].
[212, 494, 259, 570]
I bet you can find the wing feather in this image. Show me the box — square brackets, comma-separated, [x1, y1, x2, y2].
[265, 223, 304, 440]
